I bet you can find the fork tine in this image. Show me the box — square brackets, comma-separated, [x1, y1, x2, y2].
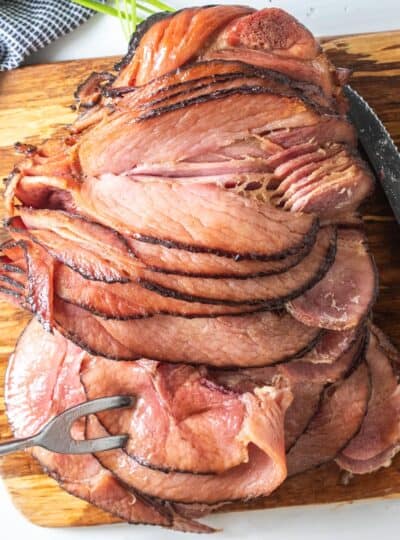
[59, 396, 135, 427]
[63, 435, 129, 455]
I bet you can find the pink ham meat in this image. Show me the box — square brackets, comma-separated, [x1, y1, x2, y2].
[80, 356, 291, 474]
[7, 318, 291, 506]
[287, 229, 377, 330]
[77, 90, 323, 178]
[54, 299, 321, 368]
[286, 360, 370, 476]
[78, 177, 318, 260]
[211, 330, 363, 449]
[336, 326, 400, 474]
[5, 319, 211, 533]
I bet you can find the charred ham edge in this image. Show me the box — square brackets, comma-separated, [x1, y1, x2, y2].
[124, 235, 316, 279]
[115, 62, 334, 116]
[110, 59, 332, 114]
[211, 330, 364, 451]
[2, 244, 265, 318]
[74, 72, 115, 109]
[3, 238, 55, 331]
[114, 6, 255, 86]
[7, 214, 334, 309]
[53, 299, 323, 368]
[80, 356, 292, 475]
[287, 229, 378, 330]
[5, 320, 212, 533]
[336, 326, 400, 474]
[0, 256, 324, 367]
[11, 176, 320, 262]
[137, 227, 336, 307]
[286, 352, 370, 477]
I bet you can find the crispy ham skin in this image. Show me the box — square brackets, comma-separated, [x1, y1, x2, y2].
[336, 326, 400, 474]
[287, 229, 378, 330]
[5, 320, 211, 533]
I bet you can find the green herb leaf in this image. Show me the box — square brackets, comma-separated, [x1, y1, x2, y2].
[71, 0, 174, 37]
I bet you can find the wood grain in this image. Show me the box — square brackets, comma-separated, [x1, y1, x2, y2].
[0, 30, 399, 528]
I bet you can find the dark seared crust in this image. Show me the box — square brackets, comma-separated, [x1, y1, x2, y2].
[136, 62, 333, 114]
[133, 217, 319, 262]
[74, 71, 115, 108]
[114, 11, 177, 72]
[140, 240, 313, 279]
[6, 214, 134, 284]
[58, 295, 260, 321]
[136, 83, 336, 124]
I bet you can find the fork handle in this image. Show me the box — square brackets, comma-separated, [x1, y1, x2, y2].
[0, 435, 38, 456]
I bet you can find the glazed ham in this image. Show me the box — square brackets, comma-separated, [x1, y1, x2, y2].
[1, 4, 398, 533]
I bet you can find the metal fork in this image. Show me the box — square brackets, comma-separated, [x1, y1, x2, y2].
[0, 396, 135, 456]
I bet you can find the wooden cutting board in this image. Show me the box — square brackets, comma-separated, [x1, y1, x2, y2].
[0, 29, 399, 528]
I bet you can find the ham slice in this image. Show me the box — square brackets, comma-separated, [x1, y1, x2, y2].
[78, 177, 318, 260]
[77, 90, 323, 177]
[54, 299, 321, 368]
[81, 356, 291, 474]
[287, 229, 377, 330]
[8, 215, 335, 308]
[211, 331, 363, 449]
[5, 319, 211, 533]
[336, 326, 400, 474]
[7, 318, 291, 506]
[287, 361, 370, 475]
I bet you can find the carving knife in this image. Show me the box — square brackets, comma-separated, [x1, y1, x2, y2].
[344, 85, 400, 224]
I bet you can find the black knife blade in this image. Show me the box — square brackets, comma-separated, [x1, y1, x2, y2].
[344, 85, 400, 224]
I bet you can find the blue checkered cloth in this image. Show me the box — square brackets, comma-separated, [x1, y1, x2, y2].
[0, 0, 95, 71]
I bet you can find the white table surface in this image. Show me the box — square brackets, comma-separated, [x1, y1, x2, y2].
[2, 1, 400, 538]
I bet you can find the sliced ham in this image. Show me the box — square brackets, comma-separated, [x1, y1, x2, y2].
[9, 214, 334, 308]
[287, 229, 377, 330]
[78, 177, 318, 260]
[81, 356, 291, 474]
[12, 177, 319, 261]
[212, 331, 363, 449]
[54, 299, 321, 368]
[336, 326, 400, 474]
[115, 6, 254, 86]
[78, 89, 323, 177]
[5, 319, 210, 533]
[287, 361, 370, 476]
